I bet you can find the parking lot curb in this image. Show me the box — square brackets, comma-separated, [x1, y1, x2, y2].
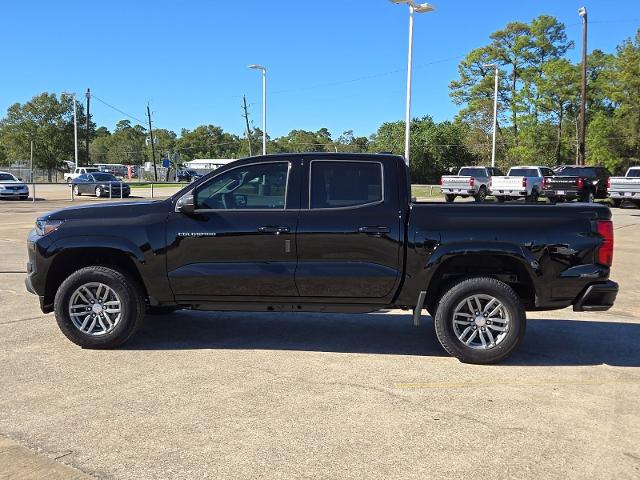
[0, 435, 94, 480]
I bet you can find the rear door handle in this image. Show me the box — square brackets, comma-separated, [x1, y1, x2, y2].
[258, 226, 290, 235]
[358, 226, 390, 236]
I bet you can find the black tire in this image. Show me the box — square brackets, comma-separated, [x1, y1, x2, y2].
[444, 194, 456, 203]
[434, 277, 526, 364]
[95, 186, 103, 198]
[525, 189, 540, 203]
[580, 191, 594, 203]
[495, 196, 506, 203]
[611, 199, 623, 208]
[474, 186, 487, 203]
[54, 266, 145, 348]
[73, 185, 81, 196]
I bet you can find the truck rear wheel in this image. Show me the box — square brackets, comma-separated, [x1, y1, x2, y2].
[611, 199, 622, 208]
[444, 194, 456, 203]
[474, 186, 487, 203]
[526, 189, 540, 203]
[433, 277, 526, 364]
[54, 266, 145, 348]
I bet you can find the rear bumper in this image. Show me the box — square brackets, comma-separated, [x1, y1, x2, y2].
[573, 281, 618, 312]
[610, 191, 640, 199]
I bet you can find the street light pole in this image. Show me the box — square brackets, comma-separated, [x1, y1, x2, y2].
[578, 6, 588, 166]
[483, 64, 499, 168]
[249, 64, 267, 155]
[389, 0, 435, 168]
[62, 92, 79, 169]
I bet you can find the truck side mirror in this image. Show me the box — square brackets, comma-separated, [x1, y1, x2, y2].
[176, 193, 195, 215]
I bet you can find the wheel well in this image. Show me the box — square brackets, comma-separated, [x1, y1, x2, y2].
[426, 254, 536, 310]
[45, 248, 148, 304]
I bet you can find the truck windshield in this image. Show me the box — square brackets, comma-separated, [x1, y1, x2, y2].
[459, 168, 485, 177]
[627, 169, 640, 178]
[508, 168, 538, 177]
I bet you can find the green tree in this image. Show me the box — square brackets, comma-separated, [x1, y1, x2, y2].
[175, 125, 241, 161]
[0, 93, 81, 179]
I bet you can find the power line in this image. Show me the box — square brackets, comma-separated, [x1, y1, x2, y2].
[91, 94, 147, 124]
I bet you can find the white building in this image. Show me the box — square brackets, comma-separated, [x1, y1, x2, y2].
[184, 159, 236, 171]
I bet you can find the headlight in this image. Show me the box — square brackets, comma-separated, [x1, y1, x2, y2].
[35, 219, 65, 236]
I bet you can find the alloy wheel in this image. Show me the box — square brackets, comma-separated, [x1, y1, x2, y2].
[452, 294, 510, 350]
[68, 282, 122, 336]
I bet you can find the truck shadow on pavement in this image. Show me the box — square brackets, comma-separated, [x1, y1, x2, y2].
[124, 311, 640, 367]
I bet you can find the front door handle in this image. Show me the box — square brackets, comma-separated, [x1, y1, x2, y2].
[358, 226, 391, 236]
[258, 226, 290, 235]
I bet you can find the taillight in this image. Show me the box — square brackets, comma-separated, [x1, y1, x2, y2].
[522, 177, 527, 188]
[577, 178, 584, 189]
[606, 177, 611, 189]
[596, 220, 614, 266]
[439, 177, 443, 185]
[470, 177, 475, 188]
[542, 177, 547, 189]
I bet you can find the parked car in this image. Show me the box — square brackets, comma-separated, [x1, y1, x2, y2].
[490, 166, 556, 203]
[64, 167, 100, 183]
[542, 165, 610, 203]
[177, 169, 203, 182]
[441, 166, 503, 202]
[608, 166, 640, 207]
[26, 153, 618, 365]
[70, 173, 131, 198]
[0, 171, 29, 200]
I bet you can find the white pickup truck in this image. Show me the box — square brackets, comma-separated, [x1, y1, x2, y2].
[440, 166, 503, 203]
[609, 166, 640, 207]
[490, 166, 556, 203]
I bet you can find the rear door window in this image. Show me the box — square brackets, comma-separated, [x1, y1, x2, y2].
[310, 161, 383, 209]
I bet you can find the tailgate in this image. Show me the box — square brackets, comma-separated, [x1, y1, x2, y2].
[441, 176, 472, 189]
[544, 177, 581, 190]
[491, 176, 523, 190]
[610, 177, 640, 194]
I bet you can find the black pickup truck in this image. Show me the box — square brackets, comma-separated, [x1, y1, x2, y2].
[25, 153, 618, 364]
[543, 165, 610, 203]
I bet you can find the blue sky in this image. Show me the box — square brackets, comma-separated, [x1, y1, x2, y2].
[1, 1, 638, 139]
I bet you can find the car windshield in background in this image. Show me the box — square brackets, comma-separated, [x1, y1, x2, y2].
[628, 169, 640, 178]
[459, 168, 485, 177]
[556, 167, 596, 177]
[92, 173, 119, 181]
[0, 173, 17, 181]
[509, 168, 539, 177]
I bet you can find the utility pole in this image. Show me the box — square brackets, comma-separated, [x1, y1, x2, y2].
[146, 104, 158, 181]
[578, 6, 588, 166]
[242, 95, 253, 156]
[85, 89, 91, 164]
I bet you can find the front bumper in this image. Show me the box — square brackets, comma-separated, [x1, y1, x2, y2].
[573, 280, 618, 312]
[0, 190, 29, 198]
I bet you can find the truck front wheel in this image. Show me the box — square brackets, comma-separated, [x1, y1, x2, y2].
[434, 277, 526, 364]
[54, 266, 145, 348]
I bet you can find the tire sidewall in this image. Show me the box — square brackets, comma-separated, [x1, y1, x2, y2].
[54, 267, 142, 348]
[95, 187, 102, 197]
[434, 278, 526, 364]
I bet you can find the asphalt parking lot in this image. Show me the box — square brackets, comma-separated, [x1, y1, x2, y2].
[1, 193, 639, 479]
